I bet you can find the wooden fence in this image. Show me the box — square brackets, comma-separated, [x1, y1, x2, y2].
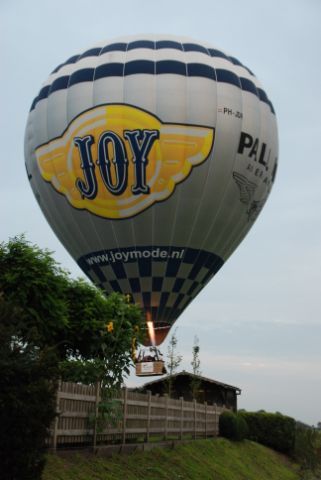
[49, 381, 228, 450]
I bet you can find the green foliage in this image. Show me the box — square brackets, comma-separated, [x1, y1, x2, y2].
[60, 289, 144, 389]
[0, 236, 144, 385]
[293, 425, 321, 473]
[219, 411, 249, 441]
[88, 387, 123, 433]
[0, 295, 58, 480]
[0, 234, 69, 348]
[239, 411, 296, 454]
[0, 235, 144, 479]
[64, 279, 143, 358]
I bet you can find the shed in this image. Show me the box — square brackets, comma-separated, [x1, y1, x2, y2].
[137, 370, 241, 411]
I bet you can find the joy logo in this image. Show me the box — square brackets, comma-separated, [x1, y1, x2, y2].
[74, 129, 159, 199]
[36, 104, 214, 219]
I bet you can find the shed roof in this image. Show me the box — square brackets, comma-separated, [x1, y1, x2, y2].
[139, 370, 241, 394]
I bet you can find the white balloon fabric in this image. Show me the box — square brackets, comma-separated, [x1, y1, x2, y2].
[25, 35, 278, 345]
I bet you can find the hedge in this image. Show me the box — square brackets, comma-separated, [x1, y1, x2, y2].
[239, 411, 296, 454]
[219, 411, 248, 441]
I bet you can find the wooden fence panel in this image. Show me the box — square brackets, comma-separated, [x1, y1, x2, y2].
[49, 382, 229, 449]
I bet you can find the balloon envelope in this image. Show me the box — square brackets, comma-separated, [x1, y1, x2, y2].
[25, 35, 278, 345]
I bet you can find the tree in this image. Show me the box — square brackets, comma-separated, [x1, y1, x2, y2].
[60, 280, 143, 387]
[0, 235, 69, 350]
[0, 236, 144, 480]
[0, 294, 58, 480]
[166, 328, 182, 396]
[0, 236, 144, 366]
[190, 335, 202, 401]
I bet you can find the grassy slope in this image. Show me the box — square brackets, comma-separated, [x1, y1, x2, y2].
[43, 438, 300, 480]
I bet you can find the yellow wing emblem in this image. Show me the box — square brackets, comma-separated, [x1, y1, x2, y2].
[36, 104, 214, 219]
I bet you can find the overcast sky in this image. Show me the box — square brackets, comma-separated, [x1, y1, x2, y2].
[1, 0, 321, 425]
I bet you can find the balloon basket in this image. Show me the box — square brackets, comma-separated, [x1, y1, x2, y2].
[135, 347, 167, 376]
[135, 360, 166, 377]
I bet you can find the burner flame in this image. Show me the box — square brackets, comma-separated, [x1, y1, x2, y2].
[146, 312, 156, 346]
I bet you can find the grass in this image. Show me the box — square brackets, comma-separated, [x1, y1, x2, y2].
[43, 438, 301, 480]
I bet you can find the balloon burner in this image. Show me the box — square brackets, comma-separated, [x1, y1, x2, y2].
[146, 320, 156, 346]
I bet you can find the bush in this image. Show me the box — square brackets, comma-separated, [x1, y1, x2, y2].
[219, 411, 248, 441]
[0, 341, 58, 480]
[293, 425, 321, 472]
[239, 411, 296, 454]
[0, 237, 144, 480]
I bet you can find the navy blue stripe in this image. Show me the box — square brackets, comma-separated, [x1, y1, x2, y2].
[156, 40, 183, 50]
[31, 62, 273, 113]
[50, 41, 255, 80]
[51, 55, 80, 74]
[208, 48, 229, 60]
[229, 56, 243, 67]
[268, 100, 275, 114]
[258, 88, 268, 103]
[78, 246, 222, 271]
[240, 77, 258, 95]
[183, 43, 208, 54]
[208, 50, 255, 76]
[156, 60, 186, 75]
[183, 249, 199, 263]
[101, 42, 127, 54]
[66, 54, 81, 64]
[124, 60, 154, 75]
[229, 56, 255, 76]
[128, 40, 154, 50]
[216, 69, 241, 88]
[32, 89, 45, 108]
[69, 68, 94, 86]
[52, 63, 65, 74]
[187, 63, 216, 79]
[50, 42, 251, 73]
[79, 48, 102, 59]
[50, 76, 70, 93]
[257, 89, 275, 113]
[38, 85, 50, 101]
[95, 63, 124, 79]
[30, 97, 38, 111]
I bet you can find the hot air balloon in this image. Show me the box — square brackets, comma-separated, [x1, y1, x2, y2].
[24, 35, 278, 364]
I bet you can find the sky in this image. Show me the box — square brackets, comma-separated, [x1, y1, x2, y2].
[1, 0, 321, 425]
